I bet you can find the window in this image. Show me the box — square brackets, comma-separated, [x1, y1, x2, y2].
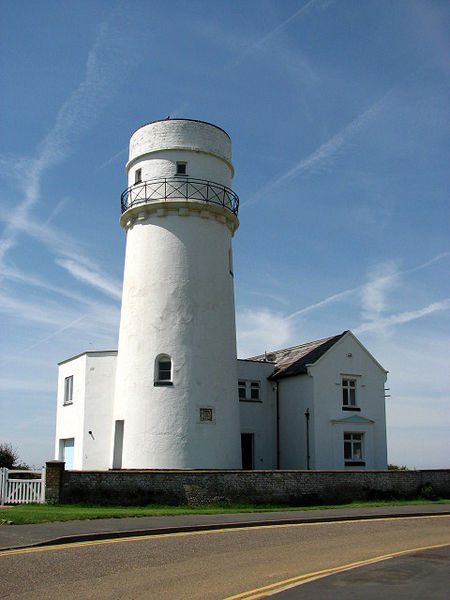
[250, 382, 260, 400]
[199, 408, 213, 422]
[63, 375, 73, 405]
[176, 162, 187, 175]
[238, 380, 261, 402]
[135, 168, 142, 184]
[344, 432, 365, 466]
[154, 355, 173, 386]
[342, 378, 358, 409]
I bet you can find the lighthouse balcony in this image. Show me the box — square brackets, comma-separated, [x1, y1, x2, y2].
[121, 177, 239, 216]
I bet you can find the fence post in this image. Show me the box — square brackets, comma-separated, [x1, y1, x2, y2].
[45, 461, 65, 503]
[40, 466, 46, 503]
[0, 468, 6, 506]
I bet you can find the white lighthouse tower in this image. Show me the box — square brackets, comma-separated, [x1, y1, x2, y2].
[112, 118, 242, 469]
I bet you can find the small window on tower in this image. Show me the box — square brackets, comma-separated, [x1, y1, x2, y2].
[176, 162, 187, 175]
[154, 354, 173, 386]
[135, 169, 142, 184]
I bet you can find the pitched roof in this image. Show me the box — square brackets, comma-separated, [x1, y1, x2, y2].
[246, 331, 348, 379]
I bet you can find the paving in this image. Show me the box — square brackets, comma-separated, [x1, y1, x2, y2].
[0, 503, 449, 551]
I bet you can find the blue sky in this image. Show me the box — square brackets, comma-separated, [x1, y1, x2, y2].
[1, 0, 448, 469]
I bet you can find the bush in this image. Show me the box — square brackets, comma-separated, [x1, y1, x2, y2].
[0, 443, 19, 468]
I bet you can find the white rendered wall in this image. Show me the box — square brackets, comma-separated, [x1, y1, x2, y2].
[238, 360, 277, 469]
[278, 374, 313, 469]
[55, 355, 87, 470]
[82, 353, 116, 470]
[308, 333, 388, 470]
[55, 352, 117, 470]
[113, 119, 242, 468]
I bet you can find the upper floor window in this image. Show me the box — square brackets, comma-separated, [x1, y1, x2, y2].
[135, 168, 142, 184]
[63, 375, 73, 405]
[238, 380, 261, 402]
[342, 378, 357, 409]
[154, 354, 172, 386]
[176, 162, 187, 175]
[344, 432, 365, 466]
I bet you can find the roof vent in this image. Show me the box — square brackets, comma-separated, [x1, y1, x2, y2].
[266, 352, 277, 362]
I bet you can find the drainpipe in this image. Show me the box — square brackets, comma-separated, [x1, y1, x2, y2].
[305, 408, 310, 470]
[275, 381, 280, 470]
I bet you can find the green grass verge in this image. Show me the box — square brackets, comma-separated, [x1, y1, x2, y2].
[1, 498, 449, 525]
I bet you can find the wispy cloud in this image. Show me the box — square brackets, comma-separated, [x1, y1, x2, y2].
[359, 261, 400, 322]
[56, 259, 122, 300]
[238, 252, 450, 351]
[286, 287, 357, 320]
[237, 308, 294, 357]
[242, 89, 394, 208]
[0, 3, 127, 268]
[227, 0, 325, 69]
[354, 299, 450, 334]
[97, 147, 128, 171]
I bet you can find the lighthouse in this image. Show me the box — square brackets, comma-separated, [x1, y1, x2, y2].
[111, 118, 242, 469]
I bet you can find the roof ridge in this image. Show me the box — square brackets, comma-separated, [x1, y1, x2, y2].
[246, 331, 347, 359]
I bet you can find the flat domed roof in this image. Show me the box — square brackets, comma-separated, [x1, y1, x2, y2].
[131, 118, 230, 140]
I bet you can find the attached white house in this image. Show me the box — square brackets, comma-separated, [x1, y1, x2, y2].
[55, 330, 388, 471]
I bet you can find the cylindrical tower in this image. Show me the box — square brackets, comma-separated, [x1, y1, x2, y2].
[112, 118, 242, 468]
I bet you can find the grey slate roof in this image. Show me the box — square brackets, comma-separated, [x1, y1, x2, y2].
[246, 331, 348, 380]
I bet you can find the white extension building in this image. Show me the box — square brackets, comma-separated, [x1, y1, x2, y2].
[55, 119, 388, 471]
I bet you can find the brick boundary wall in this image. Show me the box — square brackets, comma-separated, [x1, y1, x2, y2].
[46, 462, 450, 505]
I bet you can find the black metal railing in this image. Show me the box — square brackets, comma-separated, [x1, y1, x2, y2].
[121, 177, 239, 216]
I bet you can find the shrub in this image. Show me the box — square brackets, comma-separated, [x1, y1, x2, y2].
[0, 443, 19, 468]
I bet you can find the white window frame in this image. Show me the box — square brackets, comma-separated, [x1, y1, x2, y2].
[238, 380, 261, 402]
[342, 378, 357, 409]
[63, 375, 73, 405]
[154, 354, 173, 386]
[344, 432, 365, 465]
[135, 168, 142, 184]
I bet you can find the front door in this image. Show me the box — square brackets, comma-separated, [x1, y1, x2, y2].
[62, 438, 74, 470]
[241, 433, 254, 470]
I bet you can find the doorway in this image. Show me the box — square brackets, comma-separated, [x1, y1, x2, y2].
[112, 420, 124, 469]
[241, 433, 254, 470]
[60, 438, 74, 470]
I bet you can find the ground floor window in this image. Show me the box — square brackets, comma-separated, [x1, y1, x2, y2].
[344, 432, 365, 466]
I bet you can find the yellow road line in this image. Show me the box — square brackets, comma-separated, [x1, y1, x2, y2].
[0, 514, 449, 558]
[223, 541, 450, 600]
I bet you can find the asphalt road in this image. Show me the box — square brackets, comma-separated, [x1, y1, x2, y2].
[0, 515, 449, 599]
[264, 544, 450, 600]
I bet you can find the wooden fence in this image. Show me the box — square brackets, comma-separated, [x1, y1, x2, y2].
[0, 468, 46, 505]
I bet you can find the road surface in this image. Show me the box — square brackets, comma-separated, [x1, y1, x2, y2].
[0, 515, 449, 599]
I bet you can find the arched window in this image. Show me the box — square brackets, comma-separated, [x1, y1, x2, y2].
[154, 354, 173, 386]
